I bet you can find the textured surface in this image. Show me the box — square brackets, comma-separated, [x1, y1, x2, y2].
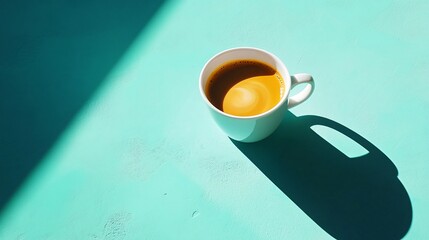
[0, 0, 165, 210]
[1, 0, 428, 239]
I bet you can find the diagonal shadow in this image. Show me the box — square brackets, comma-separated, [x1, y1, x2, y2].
[0, 0, 165, 211]
[232, 111, 412, 240]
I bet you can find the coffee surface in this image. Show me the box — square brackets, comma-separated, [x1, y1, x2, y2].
[206, 60, 285, 116]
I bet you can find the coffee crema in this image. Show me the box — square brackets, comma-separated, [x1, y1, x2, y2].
[205, 60, 285, 117]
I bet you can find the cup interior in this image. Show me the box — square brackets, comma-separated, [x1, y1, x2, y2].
[199, 47, 291, 119]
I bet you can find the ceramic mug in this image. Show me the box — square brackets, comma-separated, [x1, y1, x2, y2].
[199, 47, 315, 142]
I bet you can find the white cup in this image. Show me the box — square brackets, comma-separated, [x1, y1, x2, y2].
[199, 47, 314, 142]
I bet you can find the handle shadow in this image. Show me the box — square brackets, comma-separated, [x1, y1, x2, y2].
[232, 111, 412, 240]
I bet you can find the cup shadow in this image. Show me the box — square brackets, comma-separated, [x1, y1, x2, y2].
[231, 111, 412, 240]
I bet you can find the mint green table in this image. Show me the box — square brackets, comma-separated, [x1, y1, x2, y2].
[1, 0, 428, 239]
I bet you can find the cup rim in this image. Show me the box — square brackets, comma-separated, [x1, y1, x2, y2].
[199, 47, 291, 120]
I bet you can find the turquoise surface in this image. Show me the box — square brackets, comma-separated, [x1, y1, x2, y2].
[1, 0, 428, 239]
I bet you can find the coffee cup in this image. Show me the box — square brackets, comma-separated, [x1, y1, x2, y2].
[199, 47, 314, 142]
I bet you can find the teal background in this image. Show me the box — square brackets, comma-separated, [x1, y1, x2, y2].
[0, 0, 165, 209]
[1, 0, 428, 239]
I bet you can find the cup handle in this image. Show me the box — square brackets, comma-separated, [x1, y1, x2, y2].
[287, 73, 315, 109]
